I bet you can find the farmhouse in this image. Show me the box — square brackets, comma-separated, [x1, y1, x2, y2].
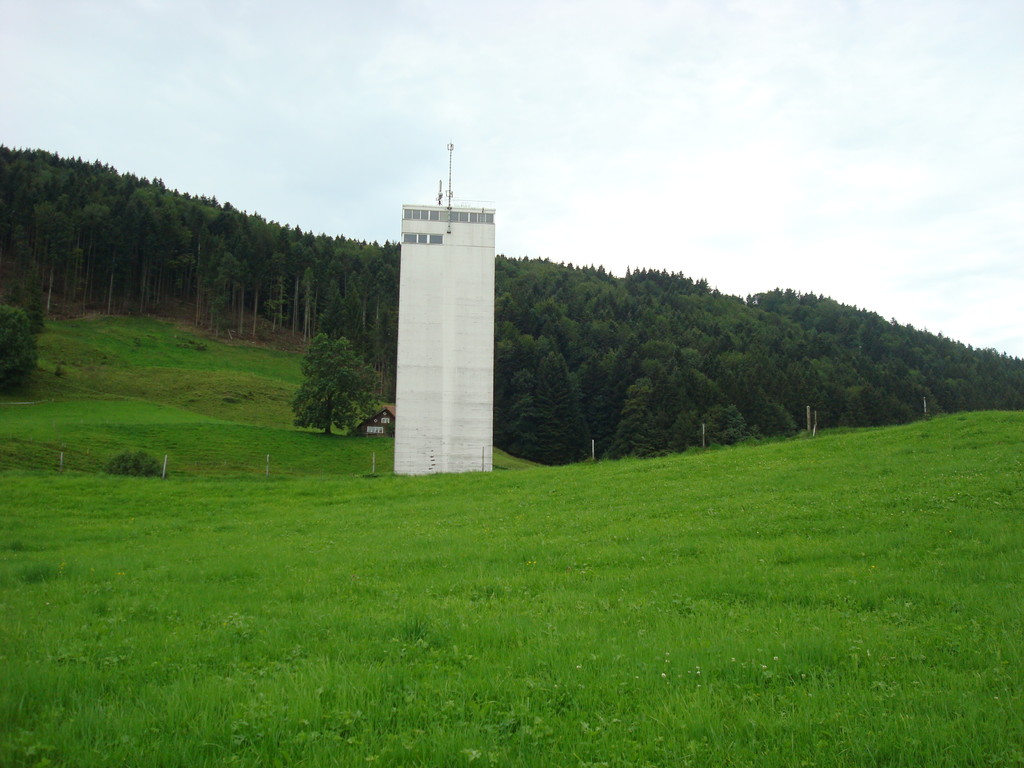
[358, 405, 395, 437]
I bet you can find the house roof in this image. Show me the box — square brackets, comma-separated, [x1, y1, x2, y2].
[358, 405, 395, 426]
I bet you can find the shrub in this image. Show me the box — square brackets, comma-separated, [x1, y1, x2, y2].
[104, 450, 163, 477]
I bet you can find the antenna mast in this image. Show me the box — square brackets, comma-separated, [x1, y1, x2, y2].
[446, 143, 454, 208]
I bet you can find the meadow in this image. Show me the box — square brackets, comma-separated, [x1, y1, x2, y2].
[21, 315, 303, 427]
[2, 411, 1022, 766]
[1, 318, 1022, 766]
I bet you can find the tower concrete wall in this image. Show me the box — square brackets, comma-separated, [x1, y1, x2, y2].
[394, 205, 495, 475]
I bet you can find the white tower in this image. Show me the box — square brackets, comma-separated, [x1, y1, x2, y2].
[394, 150, 495, 475]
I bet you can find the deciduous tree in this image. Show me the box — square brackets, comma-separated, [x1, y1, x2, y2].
[292, 334, 377, 435]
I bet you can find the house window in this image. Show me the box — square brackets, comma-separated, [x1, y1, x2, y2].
[366, 426, 384, 434]
[381, 417, 391, 424]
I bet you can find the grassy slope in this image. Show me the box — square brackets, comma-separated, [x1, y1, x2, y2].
[15, 315, 310, 426]
[1, 411, 1022, 766]
[0, 317, 530, 474]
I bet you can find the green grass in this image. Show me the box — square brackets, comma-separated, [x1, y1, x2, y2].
[1, 411, 1022, 766]
[9, 315, 301, 427]
[40, 315, 301, 381]
[0, 399, 392, 477]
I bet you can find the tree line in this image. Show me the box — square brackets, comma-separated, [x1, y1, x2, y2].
[0, 146, 399, 396]
[494, 260, 1024, 460]
[3, 146, 1023, 463]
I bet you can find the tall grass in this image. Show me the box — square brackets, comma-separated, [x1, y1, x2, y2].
[2, 412, 1022, 766]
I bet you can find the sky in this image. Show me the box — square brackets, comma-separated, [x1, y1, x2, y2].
[2, 0, 1022, 357]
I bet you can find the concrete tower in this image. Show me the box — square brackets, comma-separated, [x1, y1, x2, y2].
[393, 196, 495, 475]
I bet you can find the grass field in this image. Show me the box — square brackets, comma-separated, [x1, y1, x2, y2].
[2, 404, 1022, 766]
[0, 399, 393, 477]
[18, 315, 302, 427]
[1, 317, 1022, 765]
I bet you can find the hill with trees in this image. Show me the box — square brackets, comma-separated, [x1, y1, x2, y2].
[3, 146, 1022, 463]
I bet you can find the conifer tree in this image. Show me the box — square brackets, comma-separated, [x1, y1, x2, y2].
[609, 377, 660, 457]
[533, 350, 589, 464]
[0, 305, 37, 389]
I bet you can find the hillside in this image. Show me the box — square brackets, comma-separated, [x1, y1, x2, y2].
[3, 146, 1023, 465]
[0, 316, 533, 475]
[2, 411, 1021, 765]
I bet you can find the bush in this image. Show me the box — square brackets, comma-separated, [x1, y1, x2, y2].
[104, 450, 163, 477]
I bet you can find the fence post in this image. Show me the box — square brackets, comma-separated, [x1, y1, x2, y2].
[162, 454, 168, 479]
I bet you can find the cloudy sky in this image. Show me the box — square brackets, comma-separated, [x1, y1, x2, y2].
[3, 0, 1022, 356]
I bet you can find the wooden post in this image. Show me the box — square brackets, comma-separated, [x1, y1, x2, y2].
[266, 454, 270, 477]
[59, 451, 64, 472]
[162, 454, 168, 479]
[702, 422, 706, 448]
[923, 396, 928, 415]
[591, 439, 596, 460]
[806, 405, 812, 433]
[372, 452, 377, 475]
[812, 411, 818, 438]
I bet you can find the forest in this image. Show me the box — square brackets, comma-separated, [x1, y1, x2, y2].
[3, 146, 1023, 463]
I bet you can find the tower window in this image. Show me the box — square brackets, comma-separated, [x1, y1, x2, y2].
[403, 233, 444, 245]
[404, 208, 493, 224]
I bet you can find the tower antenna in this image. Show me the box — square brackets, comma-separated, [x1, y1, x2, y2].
[437, 179, 443, 206]
[446, 143, 454, 208]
